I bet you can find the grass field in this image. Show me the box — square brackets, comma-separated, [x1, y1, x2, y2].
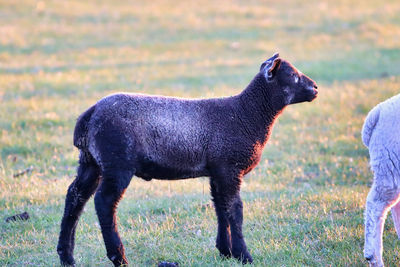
[1, 0, 400, 266]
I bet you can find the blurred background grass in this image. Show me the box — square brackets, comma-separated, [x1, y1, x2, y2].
[1, 0, 400, 266]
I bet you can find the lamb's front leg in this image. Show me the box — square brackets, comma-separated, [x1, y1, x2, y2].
[228, 194, 252, 264]
[210, 174, 252, 264]
[364, 182, 400, 267]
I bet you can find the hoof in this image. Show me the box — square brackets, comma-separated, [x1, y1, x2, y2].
[241, 254, 253, 264]
[59, 255, 76, 267]
[216, 244, 232, 258]
[233, 250, 253, 264]
[365, 255, 373, 261]
[109, 254, 128, 267]
[57, 248, 75, 266]
[364, 255, 384, 267]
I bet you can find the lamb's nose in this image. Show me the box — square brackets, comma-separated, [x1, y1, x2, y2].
[314, 84, 318, 89]
[365, 255, 373, 261]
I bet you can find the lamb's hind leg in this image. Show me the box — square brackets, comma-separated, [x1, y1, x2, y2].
[57, 152, 100, 266]
[210, 180, 232, 258]
[364, 181, 400, 267]
[94, 168, 133, 266]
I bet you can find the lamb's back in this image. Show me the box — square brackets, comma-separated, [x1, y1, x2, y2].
[369, 94, 400, 146]
[364, 94, 400, 175]
[90, 92, 212, 149]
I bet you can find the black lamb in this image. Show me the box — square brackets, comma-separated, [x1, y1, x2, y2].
[57, 53, 318, 266]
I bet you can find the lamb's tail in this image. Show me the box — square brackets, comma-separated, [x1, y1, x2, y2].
[361, 105, 380, 148]
[73, 105, 96, 151]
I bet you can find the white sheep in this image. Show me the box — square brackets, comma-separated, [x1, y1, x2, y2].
[362, 93, 400, 267]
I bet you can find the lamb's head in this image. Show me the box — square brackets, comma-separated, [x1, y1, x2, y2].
[260, 53, 318, 105]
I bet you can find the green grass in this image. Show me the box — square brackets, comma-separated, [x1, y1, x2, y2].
[1, 0, 400, 266]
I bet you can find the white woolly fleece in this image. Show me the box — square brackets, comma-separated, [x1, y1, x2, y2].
[362, 93, 400, 267]
[362, 94, 400, 176]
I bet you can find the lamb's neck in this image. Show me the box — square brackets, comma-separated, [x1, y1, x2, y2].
[236, 73, 286, 145]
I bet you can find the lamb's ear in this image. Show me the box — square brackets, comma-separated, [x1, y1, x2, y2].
[267, 58, 281, 80]
[260, 62, 267, 71]
[260, 52, 279, 71]
[270, 52, 279, 60]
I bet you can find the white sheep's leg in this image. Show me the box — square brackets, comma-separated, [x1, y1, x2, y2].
[364, 197, 388, 267]
[364, 182, 400, 267]
[391, 201, 400, 239]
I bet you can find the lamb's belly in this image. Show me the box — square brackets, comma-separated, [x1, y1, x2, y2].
[136, 157, 209, 180]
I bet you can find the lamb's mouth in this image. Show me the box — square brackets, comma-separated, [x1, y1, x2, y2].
[308, 89, 318, 101]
